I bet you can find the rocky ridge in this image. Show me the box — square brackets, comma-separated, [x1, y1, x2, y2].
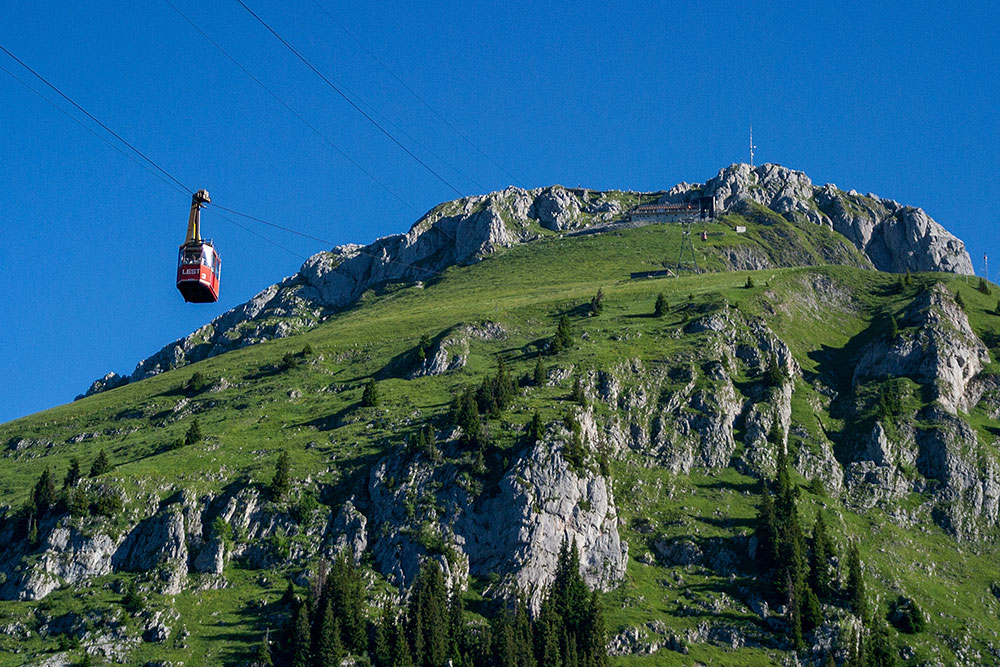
[85, 165, 973, 395]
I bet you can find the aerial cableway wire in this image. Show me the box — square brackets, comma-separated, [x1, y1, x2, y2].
[208, 202, 445, 277]
[235, 0, 466, 199]
[162, 0, 419, 216]
[0, 42, 308, 260]
[309, 0, 525, 188]
[0, 63, 190, 199]
[0, 41, 443, 278]
[0, 43, 192, 195]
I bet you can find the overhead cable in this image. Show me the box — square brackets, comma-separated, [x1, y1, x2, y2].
[0, 43, 192, 195]
[235, 0, 466, 199]
[162, 0, 419, 215]
[0, 63, 190, 199]
[310, 0, 525, 188]
[210, 202, 444, 276]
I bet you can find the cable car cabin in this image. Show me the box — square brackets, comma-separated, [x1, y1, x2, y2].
[176, 188, 221, 303]
[176, 242, 221, 303]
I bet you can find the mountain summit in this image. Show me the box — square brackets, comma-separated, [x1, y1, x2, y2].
[87, 164, 973, 396]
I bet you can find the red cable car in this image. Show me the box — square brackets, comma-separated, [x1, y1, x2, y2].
[176, 189, 221, 303]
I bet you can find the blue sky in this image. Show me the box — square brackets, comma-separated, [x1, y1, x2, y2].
[1, 0, 998, 423]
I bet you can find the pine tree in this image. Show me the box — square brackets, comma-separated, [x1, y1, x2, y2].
[270, 450, 291, 501]
[455, 389, 485, 448]
[978, 277, 991, 295]
[755, 483, 779, 570]
[552, 315, 573, 353]
[562, 411, 586, 470]
[535, 597, 561, 667]
[589, 288, 604, 316]
[68, 486, 90, 517]
[312, 598, 343, 667]
[889, 314, 900, 338]
[184, 418, 203, 446]
[89, 450, 110, 477]
[447, 583, 465, 663]
[654, 293, 667, 317]
[408, 560, 449, 667]
[570, 376, 586, 405]
[955, 290, 966, 309]
[328, 552, 366, 653]
[255, 631, 274, 666]
[527, 411, 544, 445]
[533, 355, 546, 386]
[374, 602, 393, 667]
[281, 579, 296, 606]
[745, 275, 755, 289]
[866, 617, 897, 667]
[391, 618, 414, 667]
[846, 542, 867, 620]
[186, 370, 206, 395]
[809, 511, 835, 599]
[584, 591, 607, 667]
[417, 334, 431, 363]
[122, 579, 144, 614]
[32, 467, 57, 516]
[63, 457, 81, 489]
[362, 378, 381, 407]
[801, 586, 823, 633]
[290, 602, 312, 667]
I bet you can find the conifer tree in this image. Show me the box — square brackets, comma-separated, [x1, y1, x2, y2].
[846, 542, 867, 620]
[408, 560, 449, 667]
[63, 457, 81, 489]
[570, 376, 586, 405]
[255, 631, 273, 666]
[184, 418, 203, 446]
[362, 378, 381, 407]
[312, 598, 343, 667]
[955, 290, 966, 309]
[562, 411, 586, 470]
[456, 389, 484, 448]
[373, 602, 393, 667]
[417, 334, 431, 363]
[122, 579, 144, 614]
[68, 486, 90, 517]
[809, 511, 835, 599]
[328, 552, 366, 653]
[755, 482, 779, 570]
[584, 590, 607, 667]
[391, 618, 414, 667]
[290, 602, 312, 667]
[533, 355, 546, 386]
[32, 467, 57, 516]
[270, 450, 291, 501]
[89, 450, 110, 477]
[589, 288, 604, 316]
[552, 315, 573, 353]
[527, 411, 544, 445]
[866, 617, 897, 667]
[654, 293, 667, 317]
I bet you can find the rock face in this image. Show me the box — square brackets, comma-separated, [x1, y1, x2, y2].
[664, 163, 974, 275]
[84, 167, 972, 394]
[854, 284, 989, 414]
[843, 284, 997, 536]
[365, 411, 627, 612]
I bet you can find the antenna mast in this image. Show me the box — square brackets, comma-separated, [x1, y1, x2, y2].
[749, 123, 756, 168]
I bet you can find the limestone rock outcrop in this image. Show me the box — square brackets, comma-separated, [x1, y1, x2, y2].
[85, 166, 972, 394]
[365, 411, 627, 611]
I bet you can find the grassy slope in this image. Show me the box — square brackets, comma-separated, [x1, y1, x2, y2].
[2, 221, 1000, 665]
